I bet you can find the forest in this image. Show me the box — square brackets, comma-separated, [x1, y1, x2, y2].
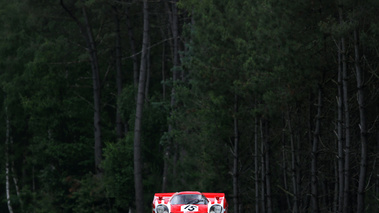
[0, 0, 378, 212]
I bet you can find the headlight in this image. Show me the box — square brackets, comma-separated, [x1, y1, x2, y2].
[156, 204, 169, 213]
[209, 204, 223, 213]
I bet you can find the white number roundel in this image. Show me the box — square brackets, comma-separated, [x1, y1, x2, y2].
[181, 204, 199, 212]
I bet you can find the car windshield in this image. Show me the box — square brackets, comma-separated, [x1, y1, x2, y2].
[170, 194, 208, 205]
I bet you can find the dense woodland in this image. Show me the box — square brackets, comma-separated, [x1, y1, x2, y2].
[1, 0, 378, 212]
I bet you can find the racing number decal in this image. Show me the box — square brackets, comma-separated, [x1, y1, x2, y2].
[181, 204, 199, 212]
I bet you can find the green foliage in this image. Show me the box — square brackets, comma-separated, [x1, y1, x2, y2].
[71, 174, 115, 213]
[118, 85, 137, 123]
[167, 81, 233, 192]
[102, 137, 134, 211]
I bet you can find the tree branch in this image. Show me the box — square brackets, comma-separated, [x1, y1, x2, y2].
[60, 0, 85, 35]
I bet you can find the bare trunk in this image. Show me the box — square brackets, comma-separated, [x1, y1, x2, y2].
[5, 106, 13, 213]
[123, 6, 137, 135]
[311, 85, 322, 213]
[233, 95, 239, 213]
[354, 29, 368, 213]
[125, 7, 139, 87]
[288, 111, 299, 213]
[339, 5, 351, 212]
[254, 117, 260, 213]
[333, 160, 339, 212]
[82, 6, 102, 175]
[161, 43, 166, 101]
[161, 42, 168, 191]
[164, 0, 174, 63]
[262, 120, 273, 213]
[161, 149, 168, 192]
[260, 119, 266, 213]
[281, 122, 291, 210]
[162, 0, 181, 191]
[337, 39, 344, 213]
[171, 0, 180, 80]
[10, 137, 23, 211]
[169, 0, 179, 109]
[145, 39, 151, 102]
[265, 139, 273, 213]
[134, 1, 149, 212]
[114, 7, 124, 139]
[60, 1, 102, 175]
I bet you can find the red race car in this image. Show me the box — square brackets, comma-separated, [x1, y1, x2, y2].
[152, 191, 228, 213]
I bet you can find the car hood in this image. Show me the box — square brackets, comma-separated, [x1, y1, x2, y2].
[170, 204, 208, 213]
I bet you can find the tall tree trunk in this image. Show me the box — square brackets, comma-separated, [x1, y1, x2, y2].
[162, 0, 181, 191]
[311, 85, 322, 213]
[164, 0, 174, 64]
[333, 160, 339, 212]
[281, 119, 291, 210]
[171, 0, 180, 81]
[233, 94, 239, 213]
[125, 7, 139, 87]
[82, 6, 103, 175]
[161, 42, 167, 101]
[354, 28, 368, 213]
[254, 117, 260, 213]
[339, 4, 351, 212]
[122, 5, 138, 135]
[260, 118, 266, 213]
[262, 119, 273, 213]
[288, 111, 299, 213]
[11, 143, 23, 211]
[114, 6, 124, 139]
[145, 39, 151, 102]
[60, 0, 103, 175]
[161, 43, 168, 191]
[134, 1, 149, 212]
[161, 146, 168, 192]
[337, 39, 345, 213]
[5, 106, 14, 213]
